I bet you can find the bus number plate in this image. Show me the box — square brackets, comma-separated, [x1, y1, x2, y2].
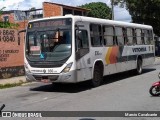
[48, 69, 53, 73]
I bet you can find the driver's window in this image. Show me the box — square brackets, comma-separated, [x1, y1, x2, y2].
[76, 30, 89, 49]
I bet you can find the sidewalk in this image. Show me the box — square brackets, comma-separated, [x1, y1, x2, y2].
[154, 57, 160, 65]
[1, 57, 160, 85]
[0, 76, 26, 85]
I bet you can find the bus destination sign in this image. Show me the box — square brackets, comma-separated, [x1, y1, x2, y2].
[28, 19, 71, 29]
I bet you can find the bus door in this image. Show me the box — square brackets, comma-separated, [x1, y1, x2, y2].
[75, 23, 92, 81]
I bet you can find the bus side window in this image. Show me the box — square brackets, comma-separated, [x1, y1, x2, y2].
[149, 30, 153, 44]
[90, 24, 102, 47]
[76, 30, 89, 49]
[144, 29, 148, 44]
[115, 26, 124, 46]
[126, 28, 133, 45]
[132, 28, 137, 45]
[103, 26, 114, 46]
[123, 27, 128, 45]
[143, 29, 153, 45]
[141, 29, 145, 44]
[136, 28, 142, 45]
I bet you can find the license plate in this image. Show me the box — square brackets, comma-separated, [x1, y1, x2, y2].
[41, 79, 50, 83]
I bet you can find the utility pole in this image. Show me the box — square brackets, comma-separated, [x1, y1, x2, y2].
[111, 0, 114, 20]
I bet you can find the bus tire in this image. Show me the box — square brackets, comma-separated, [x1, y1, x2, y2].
[52, 82, 60, 87]
[136, 59, 142, 74]
[92, 64, 103, 87]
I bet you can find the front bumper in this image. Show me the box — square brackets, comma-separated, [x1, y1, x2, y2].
[25, 70, 77, 83]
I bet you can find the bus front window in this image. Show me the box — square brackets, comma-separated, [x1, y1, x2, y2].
[26, 29, 72, 62]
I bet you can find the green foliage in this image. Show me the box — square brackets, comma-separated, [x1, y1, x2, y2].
[115, 0, 160, 36]
[0, 22, 19, 29]
[113, 0, 126, 7]
[0, 80, 27, 89]
[79, 2, 111, 19]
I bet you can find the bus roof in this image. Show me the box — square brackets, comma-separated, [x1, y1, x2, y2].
[29, 15, 153, 29]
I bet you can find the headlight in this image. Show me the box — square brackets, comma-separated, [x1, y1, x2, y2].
[24, 63, 31, 73]
[62, 62, 73, 73]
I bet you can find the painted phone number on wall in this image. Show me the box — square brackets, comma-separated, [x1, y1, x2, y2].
[0, 30, 16, 42]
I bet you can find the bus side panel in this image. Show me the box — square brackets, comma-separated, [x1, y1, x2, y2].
[103, 47, 117, 75]
[76, 56, 92, 82]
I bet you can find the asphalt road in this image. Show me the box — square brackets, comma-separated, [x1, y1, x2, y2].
[1, 61, 160, 120]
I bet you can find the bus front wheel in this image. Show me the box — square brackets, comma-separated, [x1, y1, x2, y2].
[92, 64, 103, 87]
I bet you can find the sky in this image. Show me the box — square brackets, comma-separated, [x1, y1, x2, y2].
[0, 0, 131, 22]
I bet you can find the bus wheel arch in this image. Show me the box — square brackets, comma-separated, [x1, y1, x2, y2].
[136, 55, 143, 74]
[92, 60, 104, 87]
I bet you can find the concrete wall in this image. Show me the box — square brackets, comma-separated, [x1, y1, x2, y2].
[0, 28, 24, 79]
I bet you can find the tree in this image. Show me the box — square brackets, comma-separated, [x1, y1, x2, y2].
[79, 2, 111, 19]
[115, 0, 160, 36]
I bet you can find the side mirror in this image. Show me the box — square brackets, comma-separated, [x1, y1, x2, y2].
[18, 29, 26, 45]
[18, 29, 26, 34]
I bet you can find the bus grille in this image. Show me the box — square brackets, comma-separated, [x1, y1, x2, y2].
[33, 75, 59, 81]
[29, 62, 63, 68]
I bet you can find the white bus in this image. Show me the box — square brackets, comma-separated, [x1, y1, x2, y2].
[24, 15, 155, 87]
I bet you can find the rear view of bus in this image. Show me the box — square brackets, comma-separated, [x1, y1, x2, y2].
[24, 16, 77, 83]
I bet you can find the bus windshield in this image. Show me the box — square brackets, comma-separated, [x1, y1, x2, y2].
[26, 18, 72, 62]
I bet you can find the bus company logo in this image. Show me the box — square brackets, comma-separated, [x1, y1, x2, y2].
[132, 47, 147, 53]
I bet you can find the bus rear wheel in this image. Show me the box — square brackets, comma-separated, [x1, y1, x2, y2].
[136, 59, 142, 74]
[92, 64, 103, 87]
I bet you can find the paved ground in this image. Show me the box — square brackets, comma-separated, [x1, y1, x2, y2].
[0, 59, 160, 120]
[0, 57, 160, 85]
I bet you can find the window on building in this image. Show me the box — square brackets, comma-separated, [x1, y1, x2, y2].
[63, 8, 73, 15]
[3, 16, 9, 22]
[74, 10, 82, 16]
[32, 14, 43, 19]
[90, 24, 102, 46]
[83, 12, 87, 16]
